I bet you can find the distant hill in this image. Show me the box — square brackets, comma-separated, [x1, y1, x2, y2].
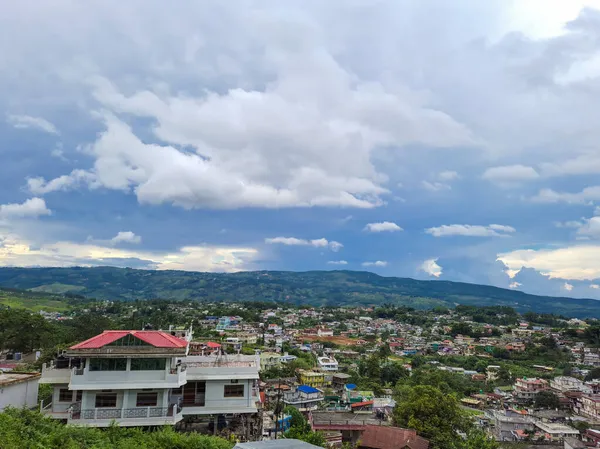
[0, 266, 597, 318]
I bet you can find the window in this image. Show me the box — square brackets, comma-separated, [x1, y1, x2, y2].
[75, 391, 82, 402]
[130, 358, 166, 371]
[107, 335, 151, 346]
[89, 358, 126, 371]
[95, 393, 117, 408]
[224, 385, 244, 398]
[59, 389, 72, 402]
[136, 392, 158, 407]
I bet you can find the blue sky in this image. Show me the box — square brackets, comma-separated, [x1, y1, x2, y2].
[2, 0, 600, 299]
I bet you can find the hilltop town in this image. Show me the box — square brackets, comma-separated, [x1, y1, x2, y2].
[3, 297, 600, 448]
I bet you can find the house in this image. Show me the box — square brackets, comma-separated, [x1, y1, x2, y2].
[577, 394, 600, 420]
[39, 328, 260, 427]
[513, 378, 549, 402]
[358, 425, 430, 449]
[283, 385, 324, 411]
[298, 370, 329, 388]
[0, 372, 40, 410]
[489, 409, 534, 441]
[317, 356, 339, 372]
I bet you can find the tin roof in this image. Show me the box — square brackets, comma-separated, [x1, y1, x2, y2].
[70, 330, 188, 349]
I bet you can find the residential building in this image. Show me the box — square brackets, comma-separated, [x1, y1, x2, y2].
[39, 329, 260, 427]
[317, 356, 338, 372]
[40, 330, 189, 426]
[532, 421, 578, 442]
[298, 370, 329, 388]
[513, 378, 549, 402]
[0, 372, 40, 410]
[550, 376, 591, 395]
[488, 409, 534, 442]
[578, 394, 600, 420]
[358, 425, 429, 449]
[283, 385, 324, 411]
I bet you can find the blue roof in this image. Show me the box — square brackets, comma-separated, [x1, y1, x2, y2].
[345, 383, 357, 390]
[297, 385, 320, 394]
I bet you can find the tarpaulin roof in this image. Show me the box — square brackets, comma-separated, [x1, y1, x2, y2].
[297, 385, 320, 394]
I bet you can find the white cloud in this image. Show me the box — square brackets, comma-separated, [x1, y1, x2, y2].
[425, 224, 516, 237]
[362, 260, 387, 267]
[509, 281, 522, 289]
[554, 220, 583, 228]
[0, 198, 51, 219]
[591, 284, 599, 289]
[482, 165, 539, 184]
[0, 233, 256, 272]
[265, 236, 343, 251]
[531, 186, 600, 204]
[27, 170, 97, 195]
[110, 231, 142, 245]
[563, 282, 574, 292]
[6, 114, 58, 134]
[576, 216, 600, 239]
[540, 154, 600, 177]
[498, 244, 600, 281]
[422, 181, 451, 192]
[364, 221, 403, 233]
[438, 170, 460, 181]
[327, 260, 348, 265]
[421, 258, 442, 277]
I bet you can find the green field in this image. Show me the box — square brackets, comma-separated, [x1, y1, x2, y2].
[0, 289, 69, 312]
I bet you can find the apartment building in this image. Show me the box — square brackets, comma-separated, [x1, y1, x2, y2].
[283, 385, 324, 411]
[40, 329, 260, 427]
[578, 394, 600, 420]
[513, 378, 549, 402]
[317, 356, 338, 372]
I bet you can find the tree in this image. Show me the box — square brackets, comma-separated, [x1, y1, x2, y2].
[461, 429, 499, 449]
[535, 391, 560, 409]
[283, 406, 326, 447]
[393, 385, 471, 449]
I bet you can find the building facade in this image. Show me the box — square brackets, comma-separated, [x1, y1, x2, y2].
[40, 329, 260, 427]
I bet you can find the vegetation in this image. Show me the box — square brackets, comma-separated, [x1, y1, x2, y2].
[0, 408, 233, 449]
[0, 288, 70, 312]
[283, 407, 326, 447]
[0, 267, 598, 317]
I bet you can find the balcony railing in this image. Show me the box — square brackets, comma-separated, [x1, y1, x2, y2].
[71, 405, 181, 421]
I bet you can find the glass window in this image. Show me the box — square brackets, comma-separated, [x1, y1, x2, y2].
[95, 393, 117, 408]
[136, 392, 158, 407]
[224, 385, 244, 398]
[89, 358, 127, 371]
[58, 389, 72, 402]
[130, 358, 166, 371]
[75, 391, 82, 402]
[107, 335, 151, 346]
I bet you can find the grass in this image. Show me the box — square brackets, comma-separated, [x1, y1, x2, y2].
[0, 290, 69, 312]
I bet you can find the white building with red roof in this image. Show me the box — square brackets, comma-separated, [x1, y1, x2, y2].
[40, 328, 260, 427]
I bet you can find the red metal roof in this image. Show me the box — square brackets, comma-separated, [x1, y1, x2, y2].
[351, 400, 374, 408]
[70, 330, 188, 349]
[359, 425, 430, 449]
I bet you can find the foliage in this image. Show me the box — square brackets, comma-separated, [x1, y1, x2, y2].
[283, 406, 326, 447]
[393, 384, 471, 449]
[0, 267, 599, 317]
[0, 407, 233, 449]
[534, 391, 560, 409]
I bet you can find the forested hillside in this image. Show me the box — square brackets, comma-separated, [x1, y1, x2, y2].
[0, 267, 598, 317]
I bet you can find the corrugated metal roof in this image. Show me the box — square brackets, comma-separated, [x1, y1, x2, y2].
[234, 439, 324, 449]
[70, 330, 188, 349]
[297, 385, 320, 394]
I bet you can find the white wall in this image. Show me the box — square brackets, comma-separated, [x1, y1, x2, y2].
[0, 379, 39, 410]
[204, 379, 254, 409]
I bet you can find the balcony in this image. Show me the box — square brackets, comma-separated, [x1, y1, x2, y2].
[40, 363, 72, 384]
[68, 404, 183, 427]
[69, 364, 186, 390]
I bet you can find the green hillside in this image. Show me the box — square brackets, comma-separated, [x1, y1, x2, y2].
[0, 266, 597, 318]
[0, 287, 70, 312]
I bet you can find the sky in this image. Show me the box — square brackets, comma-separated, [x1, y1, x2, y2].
[2, 0, 600, 299]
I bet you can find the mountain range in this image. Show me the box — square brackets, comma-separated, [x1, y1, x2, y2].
[0, 266, 597, 318]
